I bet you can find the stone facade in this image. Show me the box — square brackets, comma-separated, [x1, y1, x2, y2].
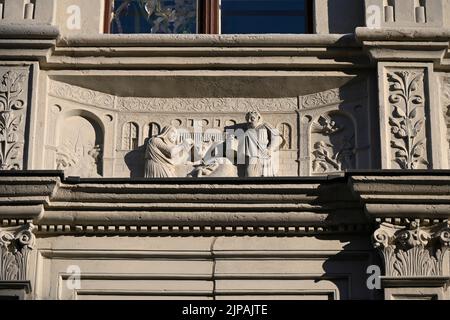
[0, 0, 450, 300]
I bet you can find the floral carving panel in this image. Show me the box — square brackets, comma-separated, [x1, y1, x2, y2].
[387, 70, 429, 169]
[0, 68, 30, 170]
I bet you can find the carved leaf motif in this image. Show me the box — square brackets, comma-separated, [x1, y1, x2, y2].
[5, 143, 20, 164]
[4, 252, 19, 280]
[409, 107, 417, 119]
[392, 105, 406, 118]
[373, 221, 449, 277]
[0, 70, 27, 170]
[391, 141, 407, 153]
[0, 224, 35, 281]
[387, 70, 428, 169]
[8, 115, 22, 133]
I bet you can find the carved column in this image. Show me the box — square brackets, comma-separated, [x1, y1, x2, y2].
[373, 220, 450, 300]
[0, 223, 36, 299]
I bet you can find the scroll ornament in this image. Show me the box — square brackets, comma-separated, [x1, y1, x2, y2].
[0, 223, 36, 281]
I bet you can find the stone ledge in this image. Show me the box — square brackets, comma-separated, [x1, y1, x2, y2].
[0, 24, 59, 39]
[356, 27, 450, 42]
[0, 281, 31, 300]
[381, 276, 450, 288]
[1, 171, 450, 235]
[56, 33, 359, 48]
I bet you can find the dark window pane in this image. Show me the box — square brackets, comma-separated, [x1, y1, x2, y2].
[111, 0, 198, 34]
[221, 0, 309, 34]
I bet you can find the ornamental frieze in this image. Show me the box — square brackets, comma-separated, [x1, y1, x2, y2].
[300, 88, 341, 109]
[116, 96, 298, 113]
[49, 81, 115, 109]
[48, 80, 298, 113]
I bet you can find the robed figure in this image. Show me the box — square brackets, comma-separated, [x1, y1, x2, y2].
[144, 126, 193, 178]
[243, 111, 283, 177]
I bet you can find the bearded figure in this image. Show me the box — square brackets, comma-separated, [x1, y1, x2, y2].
[242, 111, 283, 177]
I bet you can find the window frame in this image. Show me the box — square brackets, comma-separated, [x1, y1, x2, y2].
[104, 0, 312, 34]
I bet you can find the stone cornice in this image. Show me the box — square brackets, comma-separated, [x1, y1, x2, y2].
[355, 27, 450, 68]
[0, 171, 450, 235]
[2, 28, 450, 69]
[48, 37, 367, 70]
[355, 27, 450, 42]
[0, 24, 59, 63]
[349, 172, 450, 219]
[0, 171, 364, 235]
[56, 34, 359, 48]
[0, 24, 59, 40]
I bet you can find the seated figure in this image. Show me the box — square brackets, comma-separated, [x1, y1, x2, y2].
[144, 126, 194, 178]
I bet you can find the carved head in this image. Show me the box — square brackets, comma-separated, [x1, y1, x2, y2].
[88, 145, 102, 162]
[159, 126, 178, 144]
[246, 111, 262, 129]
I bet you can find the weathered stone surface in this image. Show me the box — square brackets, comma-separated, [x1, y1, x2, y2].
[0, 0, 450, 301]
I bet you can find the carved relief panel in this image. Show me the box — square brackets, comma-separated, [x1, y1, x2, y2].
[377, 65, 446, 170]
[56, 114, 103, 178]
[386, 70, 429, 169]
[310, 112, 356, 174]
[441, 75, 450, 167]
[115, 112, 297, 178]
[0, 67, 31, 170]
[299, 81, 371, 176]
[46, 79, 374, 178]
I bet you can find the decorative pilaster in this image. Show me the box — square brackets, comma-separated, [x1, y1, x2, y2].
[442, 76, 450, 168]
[0, 68, 30, 170]
[373, 220, 450, 299]
[378, 63, 447, 169]
[387, 70, 428, 169]
[0, 223, 35, 281]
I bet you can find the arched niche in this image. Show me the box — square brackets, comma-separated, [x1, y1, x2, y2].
[147, 122, 161, 138]
[56, 110, 104, 177]
[277, 122, 293, 150]
[122, 121, 139, 150]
